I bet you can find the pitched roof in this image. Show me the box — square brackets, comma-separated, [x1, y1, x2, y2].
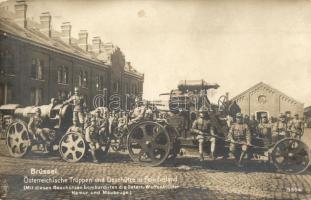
[230, 82, 303, 105]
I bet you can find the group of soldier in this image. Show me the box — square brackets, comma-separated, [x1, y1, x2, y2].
[27, 87, 149, 163]
[192, 107, 304, 166]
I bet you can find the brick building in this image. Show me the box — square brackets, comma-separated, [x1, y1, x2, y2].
[230, 82, 304, 120]
[0, 0, 144, 109]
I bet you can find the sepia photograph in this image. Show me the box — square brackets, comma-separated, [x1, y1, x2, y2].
[0, 0, 311, 199]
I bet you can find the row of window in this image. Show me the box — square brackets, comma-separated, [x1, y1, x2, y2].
[0, 50, 15, 75]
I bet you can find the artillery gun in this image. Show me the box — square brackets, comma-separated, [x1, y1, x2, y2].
[0, 100, 73, 157]
[126, 79, 310, 174]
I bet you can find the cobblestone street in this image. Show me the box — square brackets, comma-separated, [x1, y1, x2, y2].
[0, 130, 311, 200]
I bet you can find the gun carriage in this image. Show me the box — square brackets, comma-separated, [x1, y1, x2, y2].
[0, 101, 73, 157]
[125, 80, 310, 174]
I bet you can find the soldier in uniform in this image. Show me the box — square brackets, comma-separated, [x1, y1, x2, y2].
[85, 117, 100, 163]
[272, 113, 289, 143]
[228, 113, 251, 166]
[63, 87, 86, 128]
[28, 108, 55, 152]
[94, 108, 109, 143]
[248, 114, 259, 138]
[290, 114, 304, 139]
[191, 106, 216, 161]
[128, 97, 146, 126]
[257, 113, 272, 146]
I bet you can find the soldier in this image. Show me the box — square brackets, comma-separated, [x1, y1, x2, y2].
[128, 97, 146, 125]
[63, 87, 86, 128]
[109, 110, 118, 136]
[191, 106, 216, 161]
[257, 113, 272, 146]
[94, 108, 109, 143]
[272, 113, 289, 143]
[85, 117, 100, 163]
[285, 111, 293, 128]
[28, 108, 55, 152]
[290, 114, 304, 139]
[248, 114, 259, 138]
[228, 113, 251, 167]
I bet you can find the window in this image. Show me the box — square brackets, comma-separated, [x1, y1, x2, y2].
[0, 50, 15, 75]
[57, 66, 69, 84]
[96, 75, 105, 91]
[0, 83, 13, 105]
[57, 90, 68, 101]
[30, 88, 43, 105]
[30, 58, 44, 80]
[78, 70, 88, 88]
[83, 71, 88, 88]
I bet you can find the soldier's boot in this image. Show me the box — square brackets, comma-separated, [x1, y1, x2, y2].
[238, 151, 246, 167]
[90, 150, 98, 163]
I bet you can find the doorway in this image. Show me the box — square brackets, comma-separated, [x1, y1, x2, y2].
[256, 111, 268, 122]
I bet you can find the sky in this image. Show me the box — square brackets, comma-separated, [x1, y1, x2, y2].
[3, 0, 311, 106]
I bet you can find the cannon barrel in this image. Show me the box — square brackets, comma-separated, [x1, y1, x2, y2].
[14, 104, 53, 120]
[177, 80, 219, 93]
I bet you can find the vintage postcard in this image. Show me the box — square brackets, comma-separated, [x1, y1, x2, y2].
[0, 0, 310, 199]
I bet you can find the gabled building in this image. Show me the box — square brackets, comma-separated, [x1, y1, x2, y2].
[230, 82, 304, 120]
[0, 0, 144, 109]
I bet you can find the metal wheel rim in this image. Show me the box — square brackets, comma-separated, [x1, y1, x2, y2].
[127, 121, 171, 166]
[6, 121, 30, 158]
[271, 138, 310, 174]
[59, 132, 86, 163]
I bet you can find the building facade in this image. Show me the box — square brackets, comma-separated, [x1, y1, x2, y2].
[230, 82, 304, 120]
[0, 0, 144, 109]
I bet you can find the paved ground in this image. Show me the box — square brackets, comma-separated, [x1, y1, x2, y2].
[0, 130, 311, 200]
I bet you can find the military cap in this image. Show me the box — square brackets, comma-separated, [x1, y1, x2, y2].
[236, 113, 242, 118]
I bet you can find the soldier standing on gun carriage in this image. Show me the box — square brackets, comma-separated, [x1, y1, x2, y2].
[191, 106, 216, 161]
[257, 113, 272, 146]
[85, 117, 100, 163]
[62, 87, 86, 128]
[28, 107, 55, 153]
[228, 113, 251, 167]
[290, 114, 304, 139]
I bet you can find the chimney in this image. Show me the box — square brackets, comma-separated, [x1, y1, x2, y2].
[61, 22, 71, 44]
[39, 12, 51, 37]
[78, 30, 88, 51]
[92, 36, 101, 53]
[14, 0, 27, 28]
[127, 62, 132, 71]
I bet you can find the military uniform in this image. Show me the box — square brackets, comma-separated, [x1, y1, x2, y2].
[258, 115, 272, 146]
[272, 114, 289, 143]
[192, 107, 216, 161]
[85, 118, 100, 163]
[28, 108, 55, 152]
[228, 113, 251, 166]
[63, 87, 86, 127]
[248, 116, 259, 138]
[290, 115, 303, 139]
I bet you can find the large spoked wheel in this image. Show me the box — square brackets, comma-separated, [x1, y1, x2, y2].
[59, 132, 86, 163]
[127, 121, 171, 166]
[6, 121, 31, 158]
[271, 138, 310, 174]
[217, 95, 228, 113]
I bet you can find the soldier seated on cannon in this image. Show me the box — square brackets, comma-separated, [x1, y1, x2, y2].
[272, 113, 289, 143]
[257, 113, 272, 146]
[191, 106, 216, 161]
[94, 108, 109, 143]
[28, 107, 55, 153]
[85, 117, 101, 163]
[227, 113, 251, 167]
[289, 114, 304, 139]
